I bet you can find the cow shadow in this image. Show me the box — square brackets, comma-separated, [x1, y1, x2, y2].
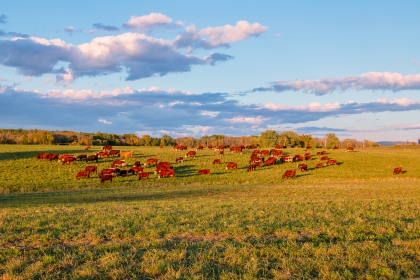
[1, 149, 95, 161]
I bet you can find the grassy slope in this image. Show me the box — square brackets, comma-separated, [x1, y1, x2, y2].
[1, 145, 420, 278]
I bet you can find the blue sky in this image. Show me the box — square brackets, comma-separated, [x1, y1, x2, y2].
[1, 1, 420, 141]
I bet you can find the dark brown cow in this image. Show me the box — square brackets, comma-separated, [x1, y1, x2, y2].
[75, 171, 90, 179]
[85, 165, 97, 174]
[109, 150, 120, 157]
[282, 170, 296, 179]
[158, 169, 175, 178]
[175, 156, 184, 163]
[100, 174, 113, 183]
[62, 156, 77, 165]
[196, 145, 204, 151]
[102, 145, 112, 151]
[207, 145, 214, 150]
[315, 163, 323, 169]
[305, 155, 312, 161]
[76, 154, 87, 161]
[138, 172, 149, 180]
[326, 160, 338, 166]
[96, 151, 109, 159]
[133, 161, 141, 167]
[198, 169, 210, 175]
[36, 153, 49, 160]
[111, 160, 125, 168]
[129, 166, 144, 175]
[393, 167, 403, 175]
[247, 163, 257, 172]
[144, 158, 158, 167]
[215, 145, 225, 151]
[213, 159, 221, 164]
[119, 170, 129, 177]
[47, 154, 59, 161]
[270, 149, 283, 157]
[297, 164, 307, 172]
[226, 162, 238, 170]
[185, 151, 196, 158]
[86, 154, 98, 163]
[219, 150, 224, 156]
[320, 156, 329, 161]
[264, 157, 277, 166]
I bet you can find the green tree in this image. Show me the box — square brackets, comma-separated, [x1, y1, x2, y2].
[259, 130, 279, 148]
[278, 131, 299, 147]
[325, 133, 340, 148]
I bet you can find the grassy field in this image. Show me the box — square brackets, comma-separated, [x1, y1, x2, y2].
[1, 145, 420, 278]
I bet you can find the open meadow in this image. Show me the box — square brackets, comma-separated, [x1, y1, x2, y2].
[1, 145, 420, 278]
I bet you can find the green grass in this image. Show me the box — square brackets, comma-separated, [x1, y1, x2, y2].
[1, 145, 420, 278]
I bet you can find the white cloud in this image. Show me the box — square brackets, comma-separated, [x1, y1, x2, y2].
[98, 118, 112, 124]
[123, 13, 175, 32]
[226, 116, 268, 125]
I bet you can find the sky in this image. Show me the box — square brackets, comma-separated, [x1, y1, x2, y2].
[1, 1, 420, 141]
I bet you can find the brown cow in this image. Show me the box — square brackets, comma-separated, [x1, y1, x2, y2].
[175, 156, 184, 163]
[306, 146, 312, 150]
[120, 151, 134, 159]
[346, 147, 354, 152]
[260, 150, 270, 155]
[144, 158, 158, 167]
[76, 154, 87, 161]
[158, 169, 175, 178]
[282, 170, 296, 179]
[315, 163, 323, 169]
[47, 154, 59, 161]
[100, 174, 113, 183]
[62, 156, 77, 165]
[84, 146, 91, 150]
[36, 153, 49, 160]
[86, 154, 98, 163]
[154, 162, 172, 174]
[102, 145, 112, 151]
[226, 162, 238, 170]
[213, 159, 221, 164]
[219, 150, 224, 156]
[321, 151, 327, 155]
[264, 157, 277, 166]
[198, 169, 210, 175]
[100, 168, 117, 177]
[173, 145, 187, 151]
[138, 172, 149, 180]
[247, 163, 257, 172]
[185, 151, 196, 158]
[133, 161, 141, 167]
[305, 155, 312, 161]
[109, 150, 120, 157]
[96, 151, 109, 159]
[298, 164, 307, 172]
[294, 155, 304, 161]
[85, 165, 97, 174]
[196, 145, 204, 151]
[58, 154, 74, 162]
[281, 155, 293, 163]
[333, 146, 339, 150]
[111, 160, 125, 168]
[326, 160, 338, 166]
[320, 156, 329, 161]
[393, 167, 403, 175]
[75, 171, 90, 179]
[230, 147, 243, 153]
[129, 166, 144, 175]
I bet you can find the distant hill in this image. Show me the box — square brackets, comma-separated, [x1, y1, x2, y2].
[377, 141, 414, 146]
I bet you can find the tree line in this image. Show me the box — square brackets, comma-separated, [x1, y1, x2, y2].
[0, 128, 379, 148]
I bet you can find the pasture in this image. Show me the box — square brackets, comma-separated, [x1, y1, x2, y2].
[1, 145, 420, 278]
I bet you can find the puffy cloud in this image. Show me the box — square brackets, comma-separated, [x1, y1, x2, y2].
[123, 13, 176, 32]
[252, 72, 420, 95]
[93, 23, 120, 32]
[98, 118, 112, 124]
[55, 69, 74, 86]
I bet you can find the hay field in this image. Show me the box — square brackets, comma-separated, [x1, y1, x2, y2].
[1, 145, 420, 278]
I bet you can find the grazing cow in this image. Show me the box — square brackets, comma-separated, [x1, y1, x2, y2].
[85, 165, 97, 174]
[100, 168, 116, 176]
[185, 151, 197, 158]
[144, 158, 158, 167]
[96, 151, 109, 159]
[196, 145, 204, 151]
[158, 169, 175, 178]
[316, 163, 323, 169]
[207, 145, 214, 150]
[321, 156, 329, 161]
[213, 159, 221, 164]
[58, 154, 74, 162]
[75, 171, 90, 179]
[76, 154, 87, 161]
[282, 170, 296, 179]
[321, 151, 327, 155]
[138, 172, 149, 180]
[247, 163, 257, 172]
[260, 150, 270, 155]
[250, 156, 264, 164]
[62, 156, 77, 165]
[102, 145, 112, 151]
[298, 164, 307, 172]
[326, 160, 338, 166]
[47, 154, 59, 161]
[109, 150, 120, 157]
[111, 160, 126, 168]
[154, 162, 172, 174]
[84, 146, 91, 150]
[275, 145, 284, 149]
[346, 147, 354, 152]
[86, 154, 98, 163]
[128, 166, 144, 175]
[120, 151, 134, 159]
[175, 156, 184, 163]
[230, 147, 243, 154]
[316, 152, 321, 156]
[100, 174, 113, 183]
[270, 149, 283, 157]
[226, 162, 238, 170]
[119, 170, 129, 177]
[305, 155, 312, 161]
[393, 167, 403, 175]
[264, 157, 277, 166]
[219, 150, 224, 156]
[173, 145, 187, 151]
[306, 146, 312, 150]
[304, 153, 311, 157]
[133, 161, 141, 167]
[333, 146, 339, 150]
[198, 169, 210, 175]
[294, 155, 304, 161]
[281, 156, 293, 163]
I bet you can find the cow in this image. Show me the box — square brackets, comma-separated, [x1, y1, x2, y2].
[100, 168, 118, 177]
[346, 147, 354, 152]
[119, 170, 129, 177]
[213, 159, 221, 164]
[158, 169, 175, 178]
[247, 163, 257, 172]
[333, 146, 339, 150]
[198, 169, 210, 175]
[47, 154, 59, 161]
[62, 156, 77, 165]
[185, 151, 197, 158]
[128, 166, 144, 175]
[219, 150, 224, 156]
[250, 156, 264, 164]
[321, 151, 327, 155]
[321, 156, 329, 161]
[306, 146, 312, 150]
[294, 155, 304, 161]
[76, 154, 87, 161]
[281, 156, 293, 163]
[282, 170, 296, 179]
[120, 151, 134, 159]
[86, 154, 98, 163]
[154, 162, 172, 174]
[226, 162, 238, 170]
[85, 165, 97, 175]
[260, 150, 270, 155]
[298, 164, 307, 172]
[58, 154, 74, 162]
[109, 150, 120, 157]
[315, 163, 323, 169]
[326, 160, 338, 166]
[100, 174, 113, 183]
[96, 151, 109, 159]
[84, 146, 91, 150]
[270, 149, 283, 157]
[264, 157, 277, 166]
[316, 152, 321, 156]
[144, 158, 158, 167]
[215, 145, 224, 151]
[133, 161, 141, 167]
[175, 156, 184, 163]
[138, 172, 150, 180]
[111, 160, 126, 168]
[207, 145, 214, 150]
[393, 167, 403, 175]
[305, 155, 312, 161]
[102, 145, 112, 151]
[75, 171, 90, 179]
[173, 145, 187, 151]
[196, 145, 204, 151]
[159, 145, 163, 149]
[275, 145, 284, 149]
[230, 147, 243, 154]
